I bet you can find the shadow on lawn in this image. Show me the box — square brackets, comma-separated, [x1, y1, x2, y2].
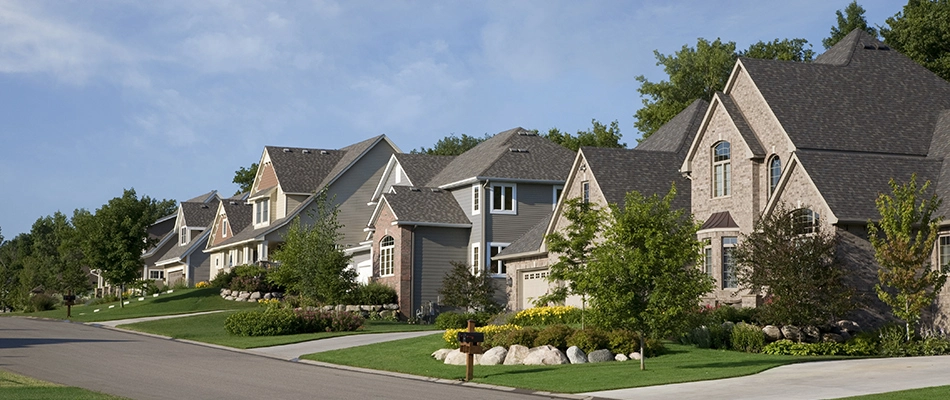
[150, 288, 218, 304]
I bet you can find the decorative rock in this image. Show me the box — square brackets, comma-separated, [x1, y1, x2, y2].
[837, 320, 860, 332]
[384, 303, 399, 310]
[431, 349, 452, 361]
[225, 296, 235, 301]
[781, 325, 802, 342]
[615, 354, 629, 362]
[523, 345, 569, 365]
[587, 349, 615, 363]
[345, 305, 361, 312]
[823, 333, 845, 343]
[480, 346, 508, 365]
[249, 292, 262, 301]
[762, 325, 784, 342]
[264, 293, 273, 300]
[360, 305, 374, 311]
[444, 349, 480, 365]
[221, 289, 232, 296]
[371, 305, 382, 312]
[802, 326, 821, 343]
[504, 345, 530, 365]
[238, 291, 250, 299]
[379, 310, 393, 319]
[336, 304, 346, 311]
[839, 330, 852, 342]
[566, 346, 588, 364]
[629, 352, 642, 360]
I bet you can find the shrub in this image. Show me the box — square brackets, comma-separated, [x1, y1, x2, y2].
[435, 311, 494, 330]
[195, 281, 210, 289]
[488, 327, 539, 348]
[510, 306, 582, 326]
[350, 282, 398, 305]
[225, 308, 301, 336]
[878, 324, 909, 357]
[605, 329, 664, 356]
[210, 269, 235, 288]
[731, 323, 765, 353]
[680, 322, 733, 350]
[229, 264, 277, 293]
[844, 334, 878, 356]
[567, 328, 609, 353]
[26, 294, 58, 312]
[763, 339, 847, 356]
[443, 324, 521, 347]
[534, 324, 575, 351]
[917, 331, 950, 356]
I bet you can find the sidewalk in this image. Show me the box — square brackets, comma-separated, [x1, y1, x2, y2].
[88, 310, 227, 327]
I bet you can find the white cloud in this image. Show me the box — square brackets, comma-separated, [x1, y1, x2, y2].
[181, 33, 275, 73]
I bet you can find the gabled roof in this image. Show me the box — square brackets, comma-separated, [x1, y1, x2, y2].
[582, 147, 691, 211]
[207, 199, 255, 249]
[931, 111, 950, 220]
[265, 146, 345, 194]
[635, 99, 708, 154]
[494, 211, 551, 260]
[740, 30, 950, 157]
[716, 92, 765, 158]
[394, 153, 456, 186]
[180, 202, 216, 228]
[375, 186, 472, 227]
[185, 190, 219, 203]
[426, 127, 575, 188]
[795, 150, 942, 223]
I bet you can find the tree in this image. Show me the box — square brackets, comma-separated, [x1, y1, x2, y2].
[543, 120, 626, 152]
[77, 189, 176, 307]
[539, 197, 605, 310]
[635, 37, 813, 140]
[823, 1, 879, 49]
[881, 0, 950, 81]
[576, 185, 713, 370]
[411, 133, 489, 156]
[733, 204, 854, 326]
[869, 174, 946, 340]
[269, 191, 355, 304]
[438, 261, 501, 313]
[0, 232, 28, 311]
[20, 212, 90, 296]
[233, 163, 259, 195]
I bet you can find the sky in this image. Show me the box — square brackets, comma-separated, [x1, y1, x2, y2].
[0, 0, 902, 238]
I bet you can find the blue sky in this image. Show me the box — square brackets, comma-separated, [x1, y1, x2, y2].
[0, 0, 901, 238]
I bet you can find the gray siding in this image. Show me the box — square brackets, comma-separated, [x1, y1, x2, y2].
[486, 182, 556, 243]
[286, 194, 308, 217]
[328, 140, 398, 247]
[451, 185, 482, 246]
[191, 250, 212, 285]
[413, 226, 469, 310]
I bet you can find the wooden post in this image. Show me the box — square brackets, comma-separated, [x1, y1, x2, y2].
[465, 319, 475, 381]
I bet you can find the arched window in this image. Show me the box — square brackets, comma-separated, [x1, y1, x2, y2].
[380, 236, 395, 276]
[769, 156, 781, 195]
[713, 141, 731, 197]
[791, 208, 820, 234]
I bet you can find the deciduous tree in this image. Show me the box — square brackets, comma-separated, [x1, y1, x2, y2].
[881, 0, 950, 81]
[540, 197, 605, 309]
[869, 174, 946, 340]
[544, 120, 625, 152]
[233, 163, 259, 195]
[733, 204, 853, 326]
[823, 1, 879, 49]
[412, 133, 489, 156]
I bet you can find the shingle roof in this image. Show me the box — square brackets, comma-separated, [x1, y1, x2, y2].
[266, 146, 344, 194]
[211, 199, 255, 248]
[426, 127, 575, 187]
[382, 186, 472, 226]
[635, 99, 708, 154]
[931, 112, 950, 220]
[495, 211, 551, 259]
[582, 147, 691, 211]
[318, 135, 385, 189]
[717, 92, 765, 158]
[185, 190, 219, 203]
[700, 211, 739, 230]
[180, 202, 216, 228]
[740, 30, 950, 157]
[796, 150, 942, 222]
[393, 153, 456, 186]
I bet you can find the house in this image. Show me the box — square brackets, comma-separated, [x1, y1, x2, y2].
[495, 100, 706, 310]
[365, 128, 574, 317]
[679, 30, 950, 323]
[140, 190, 219, 289]
[203, 135, 400, 281]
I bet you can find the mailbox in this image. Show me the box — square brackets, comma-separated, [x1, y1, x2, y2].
[63, 295, 77, 306]
[457, 331, 484, 344]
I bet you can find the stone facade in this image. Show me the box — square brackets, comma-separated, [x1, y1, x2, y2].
[371, 203, 414, 319]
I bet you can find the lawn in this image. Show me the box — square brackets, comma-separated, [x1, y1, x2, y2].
[304, 333, 843, 394]
[837, 386, 950, 399]
[119, 310, 438, 349]
[0, 369, 128, 400]
[9, 288, 258, 322]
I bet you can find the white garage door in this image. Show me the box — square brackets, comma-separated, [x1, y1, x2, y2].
[520, 269, 552, 310]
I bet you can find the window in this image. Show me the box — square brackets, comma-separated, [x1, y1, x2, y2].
[939, 236, 950, 273]
[491, 184, 516, 214]
[722, 237, 737, 288]
[713, 141, 731, 197]
[180, 226, 187, 245]
[149, 270, 165, 280]
[472, 185, 480, 215]
[582, 181, 590, 204]
[769, 155, 781, 195]
[380, 236, 394, 276]
[792, 208, 820, 234]
[255, 199, 270, 224]
[703, 239, 713, 279]
[221, 219, 229, 238]
[471, 243, 481, 275]
[227, 251, 234, 267]
[553, 185, 564, 209]
[489, 243, 509, 275]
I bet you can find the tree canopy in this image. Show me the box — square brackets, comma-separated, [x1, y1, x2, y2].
[823, 1, 879, 49]
[881, 0, 950, 82]
[634, 37, 813, 140]
[412, 133, 489, 156]
[438, 261, 501, 313]
[233, 163, 259, 195]
[543, 120, 626, 152]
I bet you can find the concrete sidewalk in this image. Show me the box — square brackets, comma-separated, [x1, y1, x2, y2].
[582, 355, 950, 399]
[249, 330, 441, 360]
[88, 310, 227, 327]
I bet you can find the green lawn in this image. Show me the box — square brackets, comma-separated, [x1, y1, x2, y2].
[9, 288, 258, 322]
[0, 369, 128, 400]
[304, 334, 844, 394]
[120, 310, 438, 349]
[836, 386, 950, 399]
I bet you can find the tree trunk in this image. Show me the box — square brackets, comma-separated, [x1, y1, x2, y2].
[639, 332, 645, 371]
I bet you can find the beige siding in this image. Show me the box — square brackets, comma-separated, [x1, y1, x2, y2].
[256, 162, 278, 192]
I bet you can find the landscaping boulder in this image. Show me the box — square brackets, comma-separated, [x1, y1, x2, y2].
[444, 349, 480, 365]
[225, 296, 235, 301]
[431, 349, 452, 361]
[503, 345, 530, 365]
[249, 292, 262, 301]
[615, 353, 629, 362]
[384, 303, 399, 310]
[823, 333, 845, 343]
[379, 310, 394, 319]
[345, 305, 361, 312]
[587, 349, 615, 363]
[523, 345, 569, 365]
[837, 320, 860, 332]
[629, 352, 642, 360]
[802, 326, 821, 343]
[480, 346, 507, 365]
[221, 289, 232, 296]
[781, 325, 802, 342]
[335, 304, 346, 311]
[238, 291, 250, 299]
[762, 325, 783, 342]
[566, 346, 588, 364]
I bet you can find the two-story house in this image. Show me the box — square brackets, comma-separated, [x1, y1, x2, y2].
[203, 135, 399, 281]
[142, 190, 220, 288]
[365, 127, 574, 317]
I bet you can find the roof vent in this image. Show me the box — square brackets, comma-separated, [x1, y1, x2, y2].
[201, 205, 208, 209]
[863, 43, 890, 51]
[302, 149, 311, 154]
[321, 150, 329, 155]
[410, 187, 421, 192]
[518, 131, 538, 136]
[229, 201, 238, 205]
[430, 188, 442, 193]
[283, 148, 291, 153]
[508, 148, 529, 153]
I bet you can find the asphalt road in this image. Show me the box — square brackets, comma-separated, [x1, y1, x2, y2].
[0, 317, 579, 400]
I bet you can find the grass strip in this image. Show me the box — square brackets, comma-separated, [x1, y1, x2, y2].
[0, 370, 128, 400]
[835, 385, 950, 399]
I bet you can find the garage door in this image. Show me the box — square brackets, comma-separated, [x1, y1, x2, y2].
[167, 270, 184, 288]
[520, 269, 551, 310]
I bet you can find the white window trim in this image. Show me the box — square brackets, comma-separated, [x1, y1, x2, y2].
[713, 141, 732, 198]
[380, 236, 395, 277]
[488, 242, 510, 277]
[938, 235, 950, 274]
[768, 155, 781, 196]
[490, 184, 517, 215]
[255, 199, 270, 226]
[180, 226, 188, 246]
[722, 237, 738, 289]
[222, 219, 229, 238]
[703, 239, 713, 280]
[149, 270, 165, 280]
[471, 243, 481, 275]
[553, 185, 563, 210]
[582, 181, 590, 204]
[472, 185, 481, 215]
